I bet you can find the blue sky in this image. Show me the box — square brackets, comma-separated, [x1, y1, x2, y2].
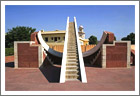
[5, 5, 135, 40]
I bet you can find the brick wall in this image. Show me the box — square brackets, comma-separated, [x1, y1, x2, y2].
[31, 32, 40, 45]
[106, 43, 127, 68]
[104, 31, 114, 44]
[17, 43, 39, 68]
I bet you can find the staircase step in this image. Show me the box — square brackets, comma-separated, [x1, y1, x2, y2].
[66, 66, 78, 70]
[66, 70, 78, 74]
[68, 44, 76, 46]
[66, 64, 78, 66]
[68, 38, 76, 39]
[67, 59, 78, 62]
[68, 45, 76, 47]
[66, 62, 78, 66]
[66, 69, 78, 71]
[67, 51, 77, 53]
[67, 48, 77, 50]
[67, 47, 77, 50]
[65, 74, 79, 79]
[64, 22, 81, 81]
[68, 46, 77, 48]
[67, 52, 77, 54]
[68, 46, 76, 48]
[67, 61, 78, 64]
[68, 47, 77, 49]
[68, 40, 75, 41]
[68, 43, 76, 45]
[67, 53, 77, 56]
[67, 49, 77, 51]
[65, 79, 79, 81]
[67, 56, 77, 59]
[68, 41, 76, 42]
[68, 42, 76, 43]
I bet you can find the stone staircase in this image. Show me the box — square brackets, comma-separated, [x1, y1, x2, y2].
[65, 22, 80, 81]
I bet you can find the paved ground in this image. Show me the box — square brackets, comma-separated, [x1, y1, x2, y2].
[5, 56, 135, 91]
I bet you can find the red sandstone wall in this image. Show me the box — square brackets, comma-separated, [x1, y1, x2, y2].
[31, 32, 40, 45]
[108, 33, 114, 43]
[106, 43, 127, 68]
[18, 43, 39, 68]
[104, 31, 114, 43]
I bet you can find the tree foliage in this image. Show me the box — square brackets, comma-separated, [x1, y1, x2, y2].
[121, 32, 135, 44]
[89, 35, 97, 44]
[5, 26, 36, 48]
[5, 48, 14, 56]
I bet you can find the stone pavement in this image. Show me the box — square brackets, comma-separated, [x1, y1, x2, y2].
[5, 58, 135, 91]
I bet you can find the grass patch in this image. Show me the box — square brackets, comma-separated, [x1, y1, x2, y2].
[5, 48, 14, 56]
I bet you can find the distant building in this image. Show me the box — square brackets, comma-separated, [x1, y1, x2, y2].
[41, 25, 89, 46]
[78, 25, 89, 45]
[41, 30, 65, 46]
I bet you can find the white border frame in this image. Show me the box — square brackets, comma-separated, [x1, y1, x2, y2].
[1, 1, 139, 95]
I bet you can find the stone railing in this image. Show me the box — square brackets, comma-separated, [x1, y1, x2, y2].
[74, 17, 87, 83]
[60, 17, 69, 83]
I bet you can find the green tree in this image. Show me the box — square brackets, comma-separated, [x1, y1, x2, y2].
[5, 26, 36, 48]
[121, 32, 135, 44]
[89, 35, 97, 44]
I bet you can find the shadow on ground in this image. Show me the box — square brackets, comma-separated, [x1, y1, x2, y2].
[39, 56, 61, 83]
[84, 63, 102, 68]
[5, 62, 14, 67]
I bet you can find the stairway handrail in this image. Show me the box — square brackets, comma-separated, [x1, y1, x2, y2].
[74, 17, 87, 83]
[60, 17, 69, 83]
